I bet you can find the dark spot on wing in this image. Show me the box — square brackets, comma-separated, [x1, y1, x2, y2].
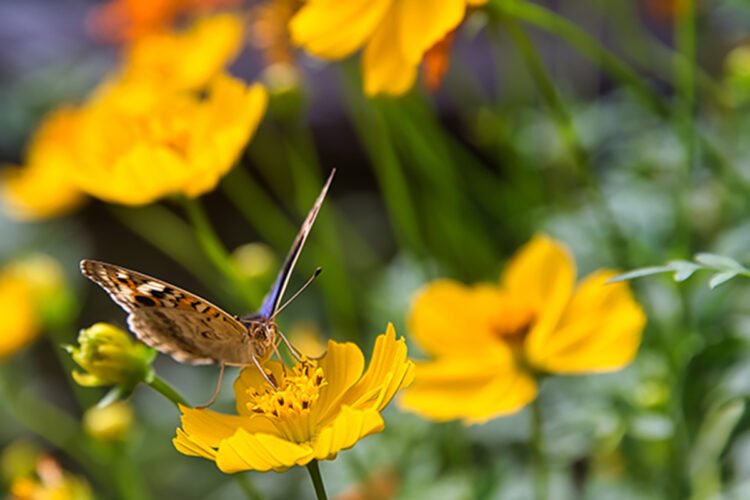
[134, 295, 157, 307]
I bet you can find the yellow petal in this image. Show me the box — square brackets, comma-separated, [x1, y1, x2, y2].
[526, 270, 646, 373]
[408, 280, 495, 357]
[342, 324, 415, 412]
[0, 274, 39, 360]
[179, 405, 275, 447]
[215, 429, 314, 473]
[503, 235, 575, 358]
[399, 345, 537, 423]
[311, 340, 365, 424]
[173, 428, 218, 461]
[289, 0, 392, 60]
[362, 7, 417, 96]
[396, 0, 466, 63]
[312, 406, 384, 461]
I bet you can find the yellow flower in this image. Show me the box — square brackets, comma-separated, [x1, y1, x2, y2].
[400, 235, 647, 424]
[1, 107, 85, 221]
[71, 74, 268, 205]
[66, 323, 156, 389]
[9, 456, 92, 500]
[0, 254, 68, 361]
[289, 0, 486, 96]
[119, 13, 246, 94]
[173, 324, 414, 472]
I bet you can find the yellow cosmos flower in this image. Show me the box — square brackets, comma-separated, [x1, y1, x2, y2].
[173, 325, 414, 472]
[71, 74, 268, 205]
[1, 107, 85, 221]
[10, 456, 92, 500]
[289, 0, 486, 96]
[120, 13, 246, 94]
[0, 272, 39, 361]
[400, 235, 647, 424]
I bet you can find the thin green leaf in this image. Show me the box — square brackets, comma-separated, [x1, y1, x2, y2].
[708, 271, 739, 289]
[608, 266, 675, 283]
[695, 252, 745, 271]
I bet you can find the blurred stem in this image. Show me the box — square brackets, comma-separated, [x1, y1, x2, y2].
[181, 197, 262, 308]
[673, 0, 697, 256]
[531, 400, 549, 500]
[235, 473, 265, 500]
[145, 374, 189, 408]
[0, 365, 110, 487]
[341, 68, 427, 259]
[306, 460, 328, 500]
[489, 0, 669, 116]
[108, 204, 228, 301]
[500, 18, 631, 265]
[113, 443, 152, 500]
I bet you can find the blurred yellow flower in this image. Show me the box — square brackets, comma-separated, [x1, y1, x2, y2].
[0, 254, 68, 361]
[400, 235, 646, 424]
[10, 455, 92, 500]
[174, 324, 414, 472]
[66, 323, 156, 389]
[289, 0, 486, 96]
[72, 75, 268, 205]
[118, 13, 246, 94]
[1, 107, 85, 221]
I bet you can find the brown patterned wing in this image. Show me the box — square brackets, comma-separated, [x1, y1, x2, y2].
[80, 259, 252, 365]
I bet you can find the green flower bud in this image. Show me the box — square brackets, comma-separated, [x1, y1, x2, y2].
[66, 323, 155, 389]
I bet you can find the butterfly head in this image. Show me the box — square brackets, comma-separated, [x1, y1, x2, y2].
[241, 316, 278, 362]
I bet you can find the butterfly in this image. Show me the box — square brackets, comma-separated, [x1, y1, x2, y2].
[81, 169, 335, 402]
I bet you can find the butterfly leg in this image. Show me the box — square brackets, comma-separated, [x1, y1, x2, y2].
[196, 363, 226, 409]
[251, 354, 278, 390]
[276, 330, 303, 363]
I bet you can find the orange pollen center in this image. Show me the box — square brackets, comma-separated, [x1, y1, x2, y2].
[491, 306, 536, 348]
[246, 361, 327, 419]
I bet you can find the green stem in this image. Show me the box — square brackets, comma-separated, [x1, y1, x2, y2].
[306, 460, 328, 500]
[145, 374, 189, 408]
[531, 400, 549, 500]
[235, 473, 265, 500]
[181, 197, 262, 308]
[489, 0, 669, 116]
[108, 204, 227, 302]
[499, 18, 631, 266]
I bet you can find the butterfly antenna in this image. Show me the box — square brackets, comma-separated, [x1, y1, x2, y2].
[271, 267, 322, 320]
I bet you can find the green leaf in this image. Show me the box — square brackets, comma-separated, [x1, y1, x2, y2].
[708, 271, 739, 289]
[695, 252, 745, 271]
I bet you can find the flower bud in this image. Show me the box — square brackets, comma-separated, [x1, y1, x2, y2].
[232, 242, 276, 281]
[83, 401, 134, 442]
[66, 323, 155, 389]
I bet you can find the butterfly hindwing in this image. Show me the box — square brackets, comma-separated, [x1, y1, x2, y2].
[80, 260, 251, 365]
[257, 169, 335, 318]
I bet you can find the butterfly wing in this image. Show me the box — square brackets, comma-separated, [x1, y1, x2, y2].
[81, 260, 253, 365]
[256, 169, 335, 318]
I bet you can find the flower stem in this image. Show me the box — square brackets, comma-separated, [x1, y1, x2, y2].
[145, 374, 189, 408]
[531, 400, 549, 500]
[306, 460, 329, 500]
[180, 197, 263, 308]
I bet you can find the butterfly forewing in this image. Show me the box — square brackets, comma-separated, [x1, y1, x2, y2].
[80, 260, 252, 365]
[256, 169, 335, 318]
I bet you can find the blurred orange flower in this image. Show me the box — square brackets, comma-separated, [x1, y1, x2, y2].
[88, 0, 241, 42]
[400, 235, 646, 424]
[174, 325, 414, 472]
[1, 107, 85, 221]
[289, 0, 486, 96]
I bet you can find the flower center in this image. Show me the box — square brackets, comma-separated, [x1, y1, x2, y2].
[246, 360, 327, 419]
[490, 304, 536, 351]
